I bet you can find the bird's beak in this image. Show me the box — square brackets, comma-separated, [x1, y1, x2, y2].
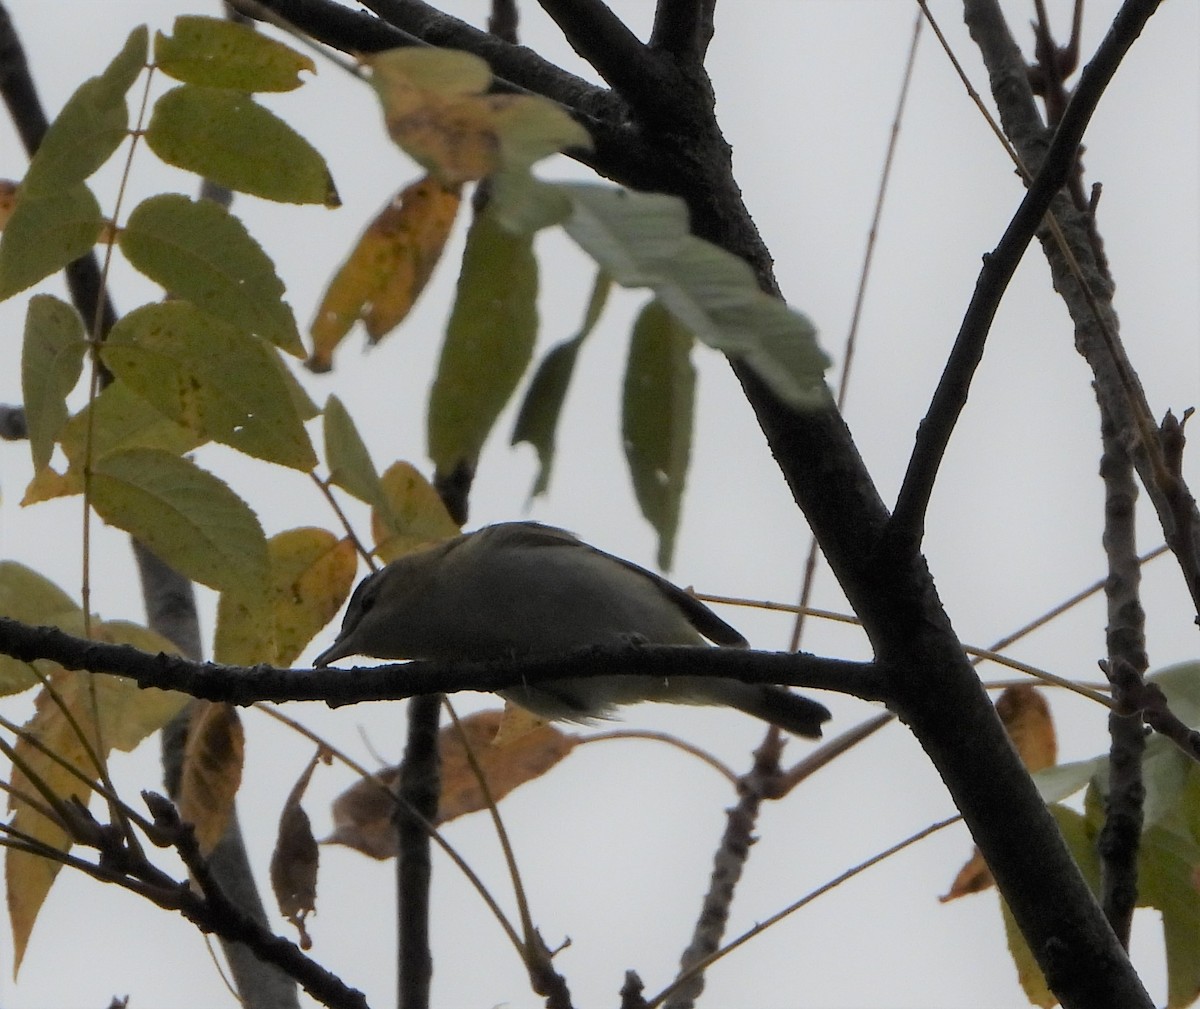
[313, 638, 354, 668]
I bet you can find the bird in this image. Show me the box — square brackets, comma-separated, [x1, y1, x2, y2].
[314, 521, 830, 737]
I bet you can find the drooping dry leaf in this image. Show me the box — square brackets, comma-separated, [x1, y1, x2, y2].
[176, 701, 244, 854]
[271, 752, 323, 949]
[942, 686, 1058, 901]
[325, 709, 577, 858]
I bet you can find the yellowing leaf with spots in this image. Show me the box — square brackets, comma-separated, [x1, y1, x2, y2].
[308, 177, 460, 370]
[365, 48, 589, 185]
[215, 527, 357, 667]
[371, 461, 459, 564]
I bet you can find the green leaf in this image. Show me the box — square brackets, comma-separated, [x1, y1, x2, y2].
[21, 26, 147, 196]
[427, 210, 537, 476]
[622, 300, 694, 570]
[118, 194, 303, 356]
[146, 85, 338, 206]
[100, 301, 317, 470]
[89, 448, 268, 598]
[154, 16, 315, 92]
[511, 271, 610, 498]
[60, 380, 203, 466]
[1031, 756, 1107, 803]
[558, 183, 829, 409]
[0, 563, 82, 696]
[0, 185, 104, 301]
[21, 295, 87, 470]
[490, 171, 573, 235]
[322, 395, 386, 510]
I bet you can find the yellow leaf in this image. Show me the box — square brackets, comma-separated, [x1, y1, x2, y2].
[269, 529, 357, 667]
[6, 647, 185, 972]
[308, 177, 461, 369]
[370, 461, 459, 563]
[216, 528, 357, 666]
[176, 701, 244, 855]
[20, 464, 83, 505]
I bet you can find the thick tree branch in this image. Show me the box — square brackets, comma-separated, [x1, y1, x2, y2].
[649, 0, 715, 63]
[0, 617, 883, 706]
[889, 0, 1160, 548]
[535, 0, 683, 115]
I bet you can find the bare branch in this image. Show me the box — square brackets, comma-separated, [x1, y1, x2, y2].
[1097, 404, 1147, 947]
[535, 0, 682, 109]
[888, 0, 1166, 549]
[0, 616, 883, 705]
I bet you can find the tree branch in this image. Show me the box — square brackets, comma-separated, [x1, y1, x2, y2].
[649, 0, 715, 63]
[0, 617, 884, 706]
[535, 0, 683, 113]
[1097, 402, 1147, 947]
[888, 0, 1160, 549]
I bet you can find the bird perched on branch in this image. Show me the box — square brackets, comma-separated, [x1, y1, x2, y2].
[314, 521, 830, 738]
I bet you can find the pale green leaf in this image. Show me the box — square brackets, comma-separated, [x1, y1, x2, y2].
[118, 194, 303, 356]
[427, 210, 537, 475]
[1031, 756, 1106, 804]
[21, 295, 87, 470]
[0, 185, 104, 300]
[558, 183, 829, 409]
[21, 26, 147, 196]
[322, 395, 385, 510]
[59, 380, 203, 466]
[371, 462, 460, 563]
[146, 85, 338, 206]
[490, 172, 573, 235]
[100, 301, 317, 470]
[154, 16, 315, 92]
[89, 448, 268, 597]
[622, 300, 694, 570]
[369, 48, 493, 99]
[511, 271, 610, 498]
[0, 563, 81, 696]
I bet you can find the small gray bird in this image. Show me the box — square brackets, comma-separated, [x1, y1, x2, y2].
[314, 521, 829, 737]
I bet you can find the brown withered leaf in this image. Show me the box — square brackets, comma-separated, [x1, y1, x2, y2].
[325, 766, 401, 860]
[308, 176, 460, 370]
[942, 686, 1058, 901]
[325, 709, 577, 858]
[437, 709, 575, 823]
[271, 751, 324, 949]
[176, 701, 244, 855]
[995, 684, 1057, 772]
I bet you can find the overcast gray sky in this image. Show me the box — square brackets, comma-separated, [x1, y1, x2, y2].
[0, 1, 1197, 1006]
